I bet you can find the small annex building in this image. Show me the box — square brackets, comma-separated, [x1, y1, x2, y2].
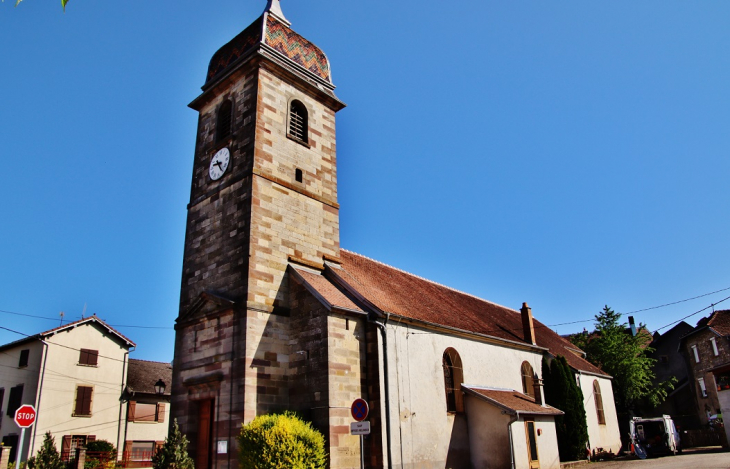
[0, 316, 171, 467]
[170, 1, 621, 468]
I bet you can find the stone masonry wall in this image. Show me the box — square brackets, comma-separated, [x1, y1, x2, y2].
[248, 66, 340, 312]
[684, 330, 730, 425]
[328, 314, 368, 468]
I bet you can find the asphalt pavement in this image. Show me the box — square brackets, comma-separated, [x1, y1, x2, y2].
[587, 447, 729, 469]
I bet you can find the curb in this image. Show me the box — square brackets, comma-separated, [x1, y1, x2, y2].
[561, 461, 590, 469]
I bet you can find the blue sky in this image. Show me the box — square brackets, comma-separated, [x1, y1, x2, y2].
[1, 1, 729, 362]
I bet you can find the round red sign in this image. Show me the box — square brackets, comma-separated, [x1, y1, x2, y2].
[14, 404, 36, 428]
[351, 398, 369, 422]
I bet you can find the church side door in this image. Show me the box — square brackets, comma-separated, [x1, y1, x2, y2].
[525, 420, 540, 469]
[196, 399, 214, 469]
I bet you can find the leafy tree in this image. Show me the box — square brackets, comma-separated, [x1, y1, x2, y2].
[543, 356, 589, 461]
[575, 305, 675, 413]
[238, 412, 327, 469]
[34, 432, 63, 469]
[152, 420, 194, 469]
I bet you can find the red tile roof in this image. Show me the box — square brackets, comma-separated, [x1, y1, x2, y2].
[296, 250, 608, 376]
[707, 310, 730, 337]
[462, 385, 564, 416]
[291, 266, 364, 313]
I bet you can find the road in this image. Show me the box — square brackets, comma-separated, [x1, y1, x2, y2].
[590, 448, 730, 469]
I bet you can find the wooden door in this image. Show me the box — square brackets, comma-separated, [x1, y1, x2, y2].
[196, 399, 214, 469]
[525, 420, 540, 469]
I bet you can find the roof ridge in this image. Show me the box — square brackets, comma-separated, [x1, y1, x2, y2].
[129, 358, 171, 365]
[341, 248, 520, 316]
[41, 315, 136, 347]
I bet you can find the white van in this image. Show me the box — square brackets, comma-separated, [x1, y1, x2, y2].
[629, 415, 681, 458]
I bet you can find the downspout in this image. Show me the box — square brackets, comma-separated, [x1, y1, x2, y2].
[31, 340, 49, 456]
[506, 412, 518, 469]
[371, 314, 393, 469]
[118, 349, 131, 457]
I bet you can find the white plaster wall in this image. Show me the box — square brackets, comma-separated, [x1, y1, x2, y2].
[716, 389, 730, 446]
[31, 324, 129, 456]
[0, 341, 44, 460]
[464, 395, 512, 468]
[125, 402, 168, 442]
[384, 321, 546, 468]
[578, 374, 621, 453]
[509, 416, 560, 469]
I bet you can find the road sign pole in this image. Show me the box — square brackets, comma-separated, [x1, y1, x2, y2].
[18, 427, 26, 467]
[360, 434, 364, 469]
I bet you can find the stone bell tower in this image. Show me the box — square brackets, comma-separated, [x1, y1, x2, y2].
[170, 2, 345, 468]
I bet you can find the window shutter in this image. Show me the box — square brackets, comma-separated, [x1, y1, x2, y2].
[157, 403, 165, 423]
[0, 388, 4, 415]
[62, 435, 72, 459]
[6, 385, 23, 417]
[123, 441, 132, 461]
[79, 349, 99, 366]
[128, 401, 136, 422]
[88, 350, 98, 366]
[87, 436, 96, 444]
[19, 350, 29, 368]
[75, 386, 93, 416]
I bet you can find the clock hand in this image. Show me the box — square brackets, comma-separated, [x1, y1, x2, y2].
[215, 161, 223, 169]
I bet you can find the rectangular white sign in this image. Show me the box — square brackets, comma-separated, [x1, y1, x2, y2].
[350, 421, 371, 435]
[217, 440, 228, 454]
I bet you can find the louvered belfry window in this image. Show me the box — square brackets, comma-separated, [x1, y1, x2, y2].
[216, 100, 233, 142]
[593, 380, 606, 425]
[289, 100, 308, 143]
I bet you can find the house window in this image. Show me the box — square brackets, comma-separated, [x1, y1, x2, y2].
[6, 385, 23, 417]
[130, 441, 156, 461]
[18, 350, 29, 368]
[659, 355, 669, 364]
[699, 378, 708, 398]
[74, 386, 93, 416]
[711, 337, 719, 356]
[216, 99, 233, 142]
[61, 435, 95, 462]
[521, 361, 535, 399]
[692, 345, 700, 363]
[79, 349, 99, 366]
[128, 401, 165, 423]
[593, 380, 606, 425]
[288, 100, 308, 143]
[442, 348, 464, 413]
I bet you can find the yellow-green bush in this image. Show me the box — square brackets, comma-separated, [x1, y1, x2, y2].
[238, 412, 327, 469]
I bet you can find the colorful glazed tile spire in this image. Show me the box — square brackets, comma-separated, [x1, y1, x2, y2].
[265, 0, 290, 27]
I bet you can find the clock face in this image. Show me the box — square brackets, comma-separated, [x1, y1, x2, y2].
[209, 147, 230, 181]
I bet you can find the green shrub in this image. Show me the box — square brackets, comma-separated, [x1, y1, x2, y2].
[85, 440, 116, 469]
[152, 420, 194, 469]
[238, 412, 326, 469]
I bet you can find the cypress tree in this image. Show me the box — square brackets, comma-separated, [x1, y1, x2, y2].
[543, 356, 589, 461]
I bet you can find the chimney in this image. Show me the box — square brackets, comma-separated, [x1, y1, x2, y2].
[521, 302, 536, 345]
[532, 378, 544, 406]
[629, 316, 637, 337]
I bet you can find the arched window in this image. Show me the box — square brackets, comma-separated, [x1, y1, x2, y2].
[442, 348, 464, 413]
[216, 99, 233, 142]
[594, 380, 606, 425]
[288, 100, 308, 143]
[521, 361, 535, 399]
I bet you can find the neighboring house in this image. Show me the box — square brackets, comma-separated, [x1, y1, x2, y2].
[679, 310, 730, 426]
[710, 363, 730, 446]
[170, 2, 621, 468]
[646, 322, 698, 429]
[0, 317, 171, 465]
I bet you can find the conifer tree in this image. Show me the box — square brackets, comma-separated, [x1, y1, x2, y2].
[543, 356, 589, 461]
[34, 432, 63, 469]
[152, 420, 194, 469]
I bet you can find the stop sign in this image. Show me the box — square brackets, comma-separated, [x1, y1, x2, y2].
[14, 405, 36, 428]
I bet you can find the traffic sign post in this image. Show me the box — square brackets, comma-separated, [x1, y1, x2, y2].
[350, 399, 370, 469]
[14, 405, 36, 468]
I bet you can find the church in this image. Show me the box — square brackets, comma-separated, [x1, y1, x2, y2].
[170, 2, 621, 468]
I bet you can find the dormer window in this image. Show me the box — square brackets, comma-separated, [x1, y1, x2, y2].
[216, 99, 233, 142]
[288, 100, 308, 144]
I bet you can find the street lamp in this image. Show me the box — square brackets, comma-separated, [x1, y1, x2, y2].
[154, 379, 166, 395]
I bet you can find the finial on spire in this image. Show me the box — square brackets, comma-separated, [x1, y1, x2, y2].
[265, 0, 291, 27]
